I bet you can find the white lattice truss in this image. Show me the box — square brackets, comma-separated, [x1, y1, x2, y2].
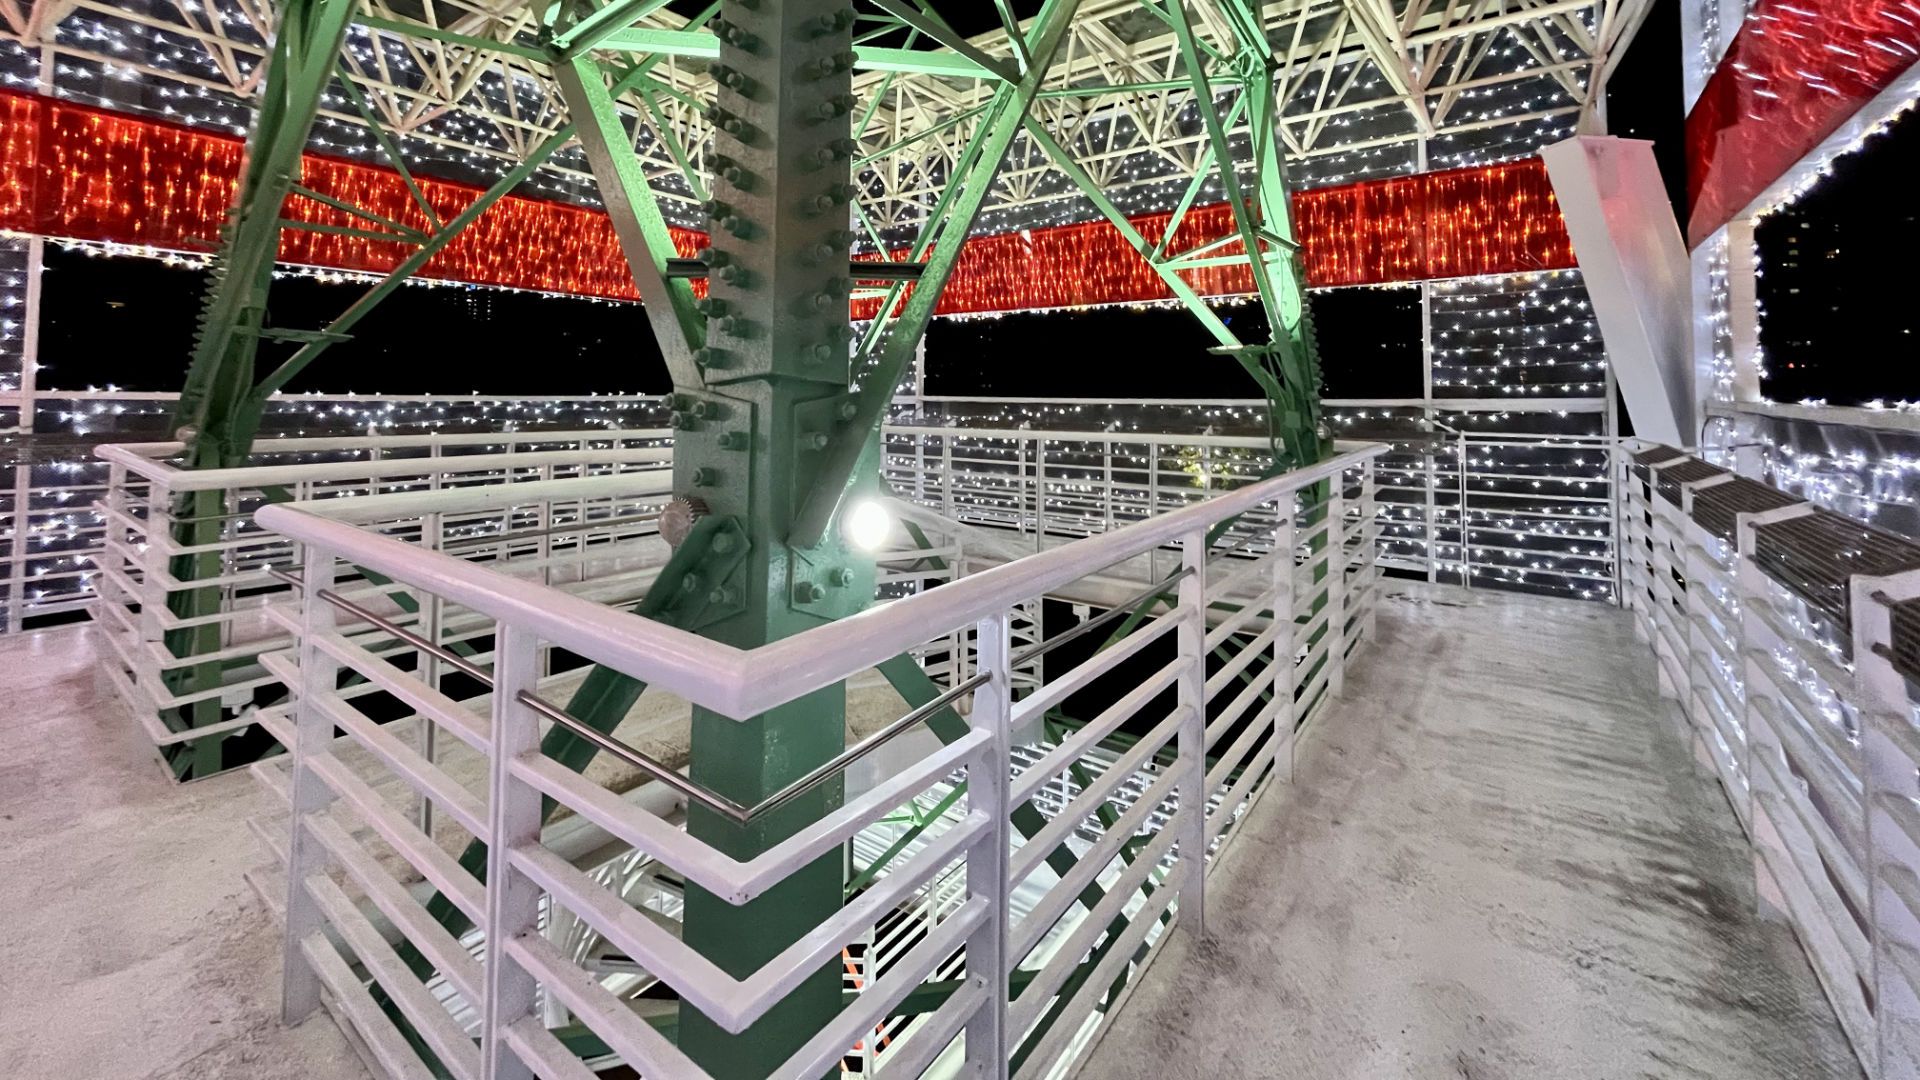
[2, 0, 1653, 227]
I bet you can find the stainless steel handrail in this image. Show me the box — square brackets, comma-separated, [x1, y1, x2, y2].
[274, 566, 989, 825]
[277, 560, 1202, 826]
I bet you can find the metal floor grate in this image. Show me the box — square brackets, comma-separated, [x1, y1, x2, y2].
[1654, 459, 1726, 508]
[1889, 597, 1920, 685]
[1751, 508, 1920, 648]
[1690, 477, 1803, 543]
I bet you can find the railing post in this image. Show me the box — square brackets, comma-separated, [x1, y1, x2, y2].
[1147, 442, 1162, 579]
[1033, 437, 1045, 553]
[1853, 570, 1920, 1077]
[281, 544, 339, 1023]
[941, 434, 954, 521]
[96, 461, 127, 613]
[1623, 450, 1649, 641]
[482, 624, 544, 1080]
[967, 611, 1012, 1080]
[1177, 528, 1208, 936]
[1326, 476, 1348, 699]
[1272, 505, 1297, 785]
[1680, 476, 1734, 754]
[1735, 503, 1814, 921]
[1645, 461, 1684, 700]
[1361, 459, 1378, 642]
[419, 444, 445, 836]
[1424, 418, 1439, 583]
[1609, 437, 1626, 607]
[1102, 438, 1114, 531]
[1456, 431, 1470, 587]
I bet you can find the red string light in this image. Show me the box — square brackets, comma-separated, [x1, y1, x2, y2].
[0, 89, 1574, 312]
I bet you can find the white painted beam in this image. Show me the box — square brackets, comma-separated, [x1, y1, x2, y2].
[1540, 134, 1690, 445]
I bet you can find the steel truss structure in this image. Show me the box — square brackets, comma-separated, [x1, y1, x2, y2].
[4, 0, 1649, 1073]
[3, 0, 1651, 231]
[119, 0, 1360, 1073]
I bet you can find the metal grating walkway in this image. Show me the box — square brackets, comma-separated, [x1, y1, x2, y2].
[1079, 581, 1860, 1080]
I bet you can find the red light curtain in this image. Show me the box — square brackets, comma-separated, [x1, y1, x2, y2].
[0, 89, 1574, 312]
[1685, 0, 1920, 248]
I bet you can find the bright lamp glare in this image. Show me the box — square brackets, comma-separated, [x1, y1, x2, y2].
[843, 499, 892, 552]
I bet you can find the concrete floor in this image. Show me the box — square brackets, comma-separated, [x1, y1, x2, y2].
[0, 624, 369, 1080]
[1082, 583, 1861, 1080]
[0, 583, 1861, 1080]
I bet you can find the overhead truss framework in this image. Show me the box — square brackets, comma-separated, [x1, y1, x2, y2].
[5, 0, 1653, 232]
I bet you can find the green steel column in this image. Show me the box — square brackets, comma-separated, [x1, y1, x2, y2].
[176, 0, 355, 466]
[668, 0, 873, 1074]
[164, 0, 355, 776]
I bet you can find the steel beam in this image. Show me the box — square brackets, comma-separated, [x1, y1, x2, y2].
[790, 0, 1086, 549]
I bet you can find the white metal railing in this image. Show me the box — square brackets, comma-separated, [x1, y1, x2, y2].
[88, 415, 1597, 780]
[90, 428, 676, 777]
[250, 440, 1386, 1080]
[1622, 442, 1920, 1078]
[883, 420, 1617, 603]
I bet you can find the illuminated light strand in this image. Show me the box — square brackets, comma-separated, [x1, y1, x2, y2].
[0, 89, 1576, 313]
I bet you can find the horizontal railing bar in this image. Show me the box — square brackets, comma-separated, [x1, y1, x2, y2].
[1010, 568, 1189, 669]
[256, 442, 1387, 719]
[272, 567, 496, 686]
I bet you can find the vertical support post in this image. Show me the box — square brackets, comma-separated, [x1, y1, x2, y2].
[1735, 504, 1814, 920]
[1455, 430, 1470, 587]
[282, 545, 339, 1022]
[966, 611, 1011, 1080]
[418, 440, 444, 836]
[1177, 528, 1208, 936]
[16, 235, 42, 436]
[1147, 443, 1162, 578]
[1853, 571, 1920, 1078]
[1101, 438, 1114, 530]
[1271, 504, 1296, 784]
[1680, 477, 1734, 765]
[1606, 352, 1624, 605]
[6, 463, 28, 633]
[914, 429, 928, 507]
[1326, 476, 1348, 698]
[1033, 437, 1045, 552]
[97, 461, 127, 615]
[1016, 437, 1030, 542]
[482, 624, 544, 1080]
[942, 435, 955, 521]
[1361, 458, 1378, 641]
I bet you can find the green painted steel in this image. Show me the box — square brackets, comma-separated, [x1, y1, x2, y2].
[791, 0, 1086, 549]
[167, 0, 1340, 1070]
